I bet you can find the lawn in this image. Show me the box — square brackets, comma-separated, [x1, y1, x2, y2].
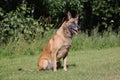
[0, 47, 120, 80]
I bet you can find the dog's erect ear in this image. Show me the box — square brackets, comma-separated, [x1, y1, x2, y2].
[75, 14, 79, 21]
[67, 11, 72, 20]
[74, 14, 79, 24]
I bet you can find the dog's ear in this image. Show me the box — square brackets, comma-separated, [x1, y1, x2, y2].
[74, 14, 79, 24]
[75, 14, 79, 21]
[67, 11, 72, 20]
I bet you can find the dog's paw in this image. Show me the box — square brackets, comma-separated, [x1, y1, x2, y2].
[53, 68, 57, 72]
[53, 70, 57, 72]
[64, 68, 67, 71]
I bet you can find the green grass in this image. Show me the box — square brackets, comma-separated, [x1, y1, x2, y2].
[0, 30, 120, 80]
[0, 47, 120, 80]
[0, 30, 120, 58]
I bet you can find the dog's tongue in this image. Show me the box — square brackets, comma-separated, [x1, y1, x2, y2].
[72, 29, 78, 35]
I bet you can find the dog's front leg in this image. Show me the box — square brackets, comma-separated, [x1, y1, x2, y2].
[51, 50, 58, 72]
[63, 56, 67, 71]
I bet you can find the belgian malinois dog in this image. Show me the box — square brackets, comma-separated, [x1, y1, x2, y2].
[37, 12, 79, 72]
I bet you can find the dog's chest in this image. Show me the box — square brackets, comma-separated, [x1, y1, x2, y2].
[57, 44, 71, 61]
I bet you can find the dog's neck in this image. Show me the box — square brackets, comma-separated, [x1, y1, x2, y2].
[57, 21, 72, 38]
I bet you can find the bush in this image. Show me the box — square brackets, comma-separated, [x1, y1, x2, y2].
[0, 0, 120, 45]
[0, 3, 54, 44]
[92, 0, 120, 31]
[48, 0, 83, 16]
[0, 3, 39, 44]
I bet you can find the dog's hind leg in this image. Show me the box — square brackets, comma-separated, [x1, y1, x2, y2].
[38, 60, 48, 71]
[38, 60, 53, 71]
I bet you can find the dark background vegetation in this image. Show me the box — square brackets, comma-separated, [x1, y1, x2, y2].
[0, 0, 120, 44]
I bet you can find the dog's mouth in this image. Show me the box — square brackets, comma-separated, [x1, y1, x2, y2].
[68, 23, 78, 36]
[71, 28, 78, 35]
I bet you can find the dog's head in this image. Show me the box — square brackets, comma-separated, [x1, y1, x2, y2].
[66, 12, 79, 36]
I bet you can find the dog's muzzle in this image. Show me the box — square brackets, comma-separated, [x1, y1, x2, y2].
[68, 24, 78, 35]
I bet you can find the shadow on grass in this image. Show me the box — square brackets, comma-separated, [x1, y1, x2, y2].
[57, 62, 77, 70]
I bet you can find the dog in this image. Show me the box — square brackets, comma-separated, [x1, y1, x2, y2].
[37, 12, 79, 72]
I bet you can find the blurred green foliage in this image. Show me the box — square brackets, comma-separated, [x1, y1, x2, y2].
[0, 0, 120, 44]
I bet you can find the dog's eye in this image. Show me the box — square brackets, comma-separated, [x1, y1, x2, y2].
[70, 22, 77, 27]
[68, 23, 77, 29]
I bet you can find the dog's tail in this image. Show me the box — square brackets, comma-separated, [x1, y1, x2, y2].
[18, 67, 34, 72]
